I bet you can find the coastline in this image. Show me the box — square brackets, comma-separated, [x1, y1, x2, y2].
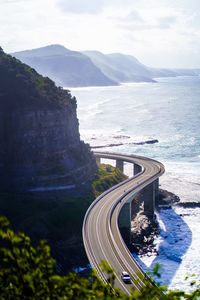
[71, 77, 200, 291]
[131, 191, 200, 292]
[130, 189, 180, 256]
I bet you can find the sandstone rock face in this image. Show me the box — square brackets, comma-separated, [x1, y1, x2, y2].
[0, 108, 96, 191]
[0, 48, 97, 191]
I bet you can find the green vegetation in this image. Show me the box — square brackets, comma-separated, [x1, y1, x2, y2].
[0, 162, 199, 299]
[0, 47, 75, 109]
[0, 191, 91, 273]
[92, 164, 127, 196]
[0, 215, 199, 299]
[0, 164, 127, 273]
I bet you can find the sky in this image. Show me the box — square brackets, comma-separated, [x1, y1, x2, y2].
[1, 0, 200, 68]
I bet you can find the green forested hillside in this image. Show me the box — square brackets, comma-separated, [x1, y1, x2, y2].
[0, 46, 73, 109]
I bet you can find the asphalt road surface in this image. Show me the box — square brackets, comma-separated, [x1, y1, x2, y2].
[83, 152, 165, 295]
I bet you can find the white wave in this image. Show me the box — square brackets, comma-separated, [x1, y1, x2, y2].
[80, 130, 159, 149]
[160, 163, 200, 203]
[134, 207, 200, 292]
[74, 79, 200, 293]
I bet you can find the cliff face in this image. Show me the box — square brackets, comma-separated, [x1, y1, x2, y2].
[0, 47, 97, 191]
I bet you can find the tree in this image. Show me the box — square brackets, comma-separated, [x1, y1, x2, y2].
[0, 215, 199, 299]
[0, 216, 121, 299]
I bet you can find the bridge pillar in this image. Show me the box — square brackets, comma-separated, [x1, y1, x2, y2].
[141, 182, 156, 219]
[134, 164, 142, 175]
[118, 201, 131, 246]
[96, 156, 101, 166]
[116, 159, 124, 173]
[154, 178, 159, 202]
[131, 193, 141, 219]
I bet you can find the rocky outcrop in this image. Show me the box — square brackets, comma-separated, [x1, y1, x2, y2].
[131, 211, 159, 255]
[0, 47, 97, 192]
[157, 189, 180, 208]
[131, 189, 180, 254]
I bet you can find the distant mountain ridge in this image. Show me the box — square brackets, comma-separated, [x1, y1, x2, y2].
[11, 45, 200, 87]
[11, 45, 117, 87]
[82, 50, 155, 83]
[83, 50, 200, 81]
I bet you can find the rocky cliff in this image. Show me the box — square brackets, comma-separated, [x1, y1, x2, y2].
[0, 47, 97, 191]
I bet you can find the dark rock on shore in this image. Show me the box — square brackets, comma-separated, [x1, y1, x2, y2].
[91, 139, 159, 149]
[133, 139, 159, 145]
[131, 189, 180, 255]
[144, 139, 159, 144]
[177, 202, 200, 208]
[131, 211, 159, 255]
[157, 189, 180, 208]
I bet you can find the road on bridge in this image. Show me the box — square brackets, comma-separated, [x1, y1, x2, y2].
[82, 152, 165, 295]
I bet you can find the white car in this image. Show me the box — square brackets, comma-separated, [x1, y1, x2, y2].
[121, 271, 132, 284]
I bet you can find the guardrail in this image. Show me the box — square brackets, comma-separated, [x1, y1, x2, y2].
[82, 151, 165, 294]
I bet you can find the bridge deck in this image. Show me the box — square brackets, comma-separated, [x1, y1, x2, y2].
[82, 152, 165, 295]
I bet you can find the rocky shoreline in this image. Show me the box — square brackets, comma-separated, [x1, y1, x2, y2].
[130, 189, 180, 256]
[91, 139, 159, 149]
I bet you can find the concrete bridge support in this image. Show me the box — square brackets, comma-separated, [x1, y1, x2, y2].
[96, 155, 157, 228]
[154, 178, 159, 202]
[141, 182, 156, 219]
[134, 163, 142, 175]
[131, 193, 141, 220]
[96, 156, 101, 166]
[118, 201, 132, 246]
[118, 179, 157, 247]
[116, 159, 124, 173]
[94, 153, 161, 251]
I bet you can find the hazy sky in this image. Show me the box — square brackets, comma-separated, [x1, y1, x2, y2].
[1, 0, 200, 68]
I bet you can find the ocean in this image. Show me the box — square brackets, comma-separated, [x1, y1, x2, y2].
[69, 76, 200, 292]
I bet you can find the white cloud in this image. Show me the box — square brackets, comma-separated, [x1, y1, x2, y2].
[57, 0, 106, 14]
[158, 15, 177, 29]
[57, 0, 139, 15]
[1, 0, 200, 67]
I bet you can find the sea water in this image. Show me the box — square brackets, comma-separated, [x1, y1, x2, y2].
[69, 76, 200, 291]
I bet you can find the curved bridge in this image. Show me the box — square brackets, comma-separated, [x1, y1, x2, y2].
[82, 152, 165, 295]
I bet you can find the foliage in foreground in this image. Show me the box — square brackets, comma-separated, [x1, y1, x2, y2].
[0, 216, 199, 299]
